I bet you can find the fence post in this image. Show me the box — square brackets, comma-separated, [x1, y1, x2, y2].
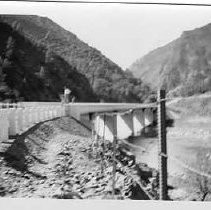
[112, 114, 117, 198]
[157, 89, 168, 200]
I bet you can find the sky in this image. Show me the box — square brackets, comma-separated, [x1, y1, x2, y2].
[1, 1, 211, 69]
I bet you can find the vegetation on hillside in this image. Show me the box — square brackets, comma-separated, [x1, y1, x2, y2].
[0, 15, 152, 103]
[0, 21, 96, 102]
[168, 93, 211, 117]
[130, 24, 211, 97]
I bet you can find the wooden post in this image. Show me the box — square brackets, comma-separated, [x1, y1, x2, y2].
[131, 110, 134, 137]
[157, 89, 168, 200]
[142, 108, 146, 134]
[112, 114, 117, 198]
[100, 114, 106, 175]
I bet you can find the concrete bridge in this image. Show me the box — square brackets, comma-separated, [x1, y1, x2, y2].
[65, 103, 156, 141]
[0, 102, 157, 143]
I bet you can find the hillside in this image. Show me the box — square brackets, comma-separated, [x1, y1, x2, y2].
[0, 15, 151, 102]
[167, 92, 211, 118]
[130, 23, 211, 97]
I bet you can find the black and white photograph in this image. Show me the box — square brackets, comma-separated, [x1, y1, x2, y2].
[0, 0, 211, 205]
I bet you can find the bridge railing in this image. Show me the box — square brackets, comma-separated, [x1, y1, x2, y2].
[0, 104, 66, 143]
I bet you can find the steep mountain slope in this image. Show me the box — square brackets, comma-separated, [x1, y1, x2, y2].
[0, 15, 151, 102]
[130, 24, 211, 97]
[0, 21, 96, 102]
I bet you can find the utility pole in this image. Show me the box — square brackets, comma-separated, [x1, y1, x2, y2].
[112, 114, 117, 198]
[157, 89, 168, 200]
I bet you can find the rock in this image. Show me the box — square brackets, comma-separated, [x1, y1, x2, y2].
[100, 182, 107, 187]
[2, 170, 9, 175]
[58, 151, 69, 156]
[75, 180, 80, 184]
[79, 188, 84, 193]
[8, 187, 18, 193]
[104, 185, 113, 192]
[87, 172, 92, 175]
[29, 187, 36, 192]
[51, 183, 61, 189]
[48, 182, 54, 186]
[94, 186, 105, 193]
[52, 187, 64, 199]
[124, 190, 132, 198]
[169, 188, 188, 200]
[62, 186, 83, 199]
[37, 194, 45, 198]
[115, 173, 126, 189]
[81, 176, 90, 184]
[95, 175, 105, 181]
[0, 186, 6, 196]
[23, 174, 30, 179]
[68, 173, 75, 178]
[39, 180, 45, 184]
[85, 181, 99, 189]
[80, 148, 87, 152]
[15, 171, 22, 176]
[62, 184, 72, 192]
[24, 182, 30, 187]
[72, 184, 81, 191]
[67, 159, 73, 165]
[73, 174, 79, 179]
[106, 167, 113, 173]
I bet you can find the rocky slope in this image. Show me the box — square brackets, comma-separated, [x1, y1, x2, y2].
[0, 117, 157, 199]
[0, 15, 151, 102]
[130, 23, 211, 97]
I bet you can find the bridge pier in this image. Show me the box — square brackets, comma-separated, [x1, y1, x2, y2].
[133, 109, 145, 136]
[144, 108, 154, 127]
[117, 113, 134, 139]
[93, 115, 114, 141]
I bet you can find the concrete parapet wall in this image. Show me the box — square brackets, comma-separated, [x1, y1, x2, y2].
[0, 109, 9, 143]
[0, 104, 66, 141]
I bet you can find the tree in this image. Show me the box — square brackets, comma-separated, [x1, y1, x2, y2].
[194, 149, 211, 201]
[2, 36, 17, 88]
[0, 36, 17, 100]
[4, 36, 15, 59]
[0, 57, 9, 100]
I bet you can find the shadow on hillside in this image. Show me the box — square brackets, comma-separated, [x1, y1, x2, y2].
[1, 121, 51, 179]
